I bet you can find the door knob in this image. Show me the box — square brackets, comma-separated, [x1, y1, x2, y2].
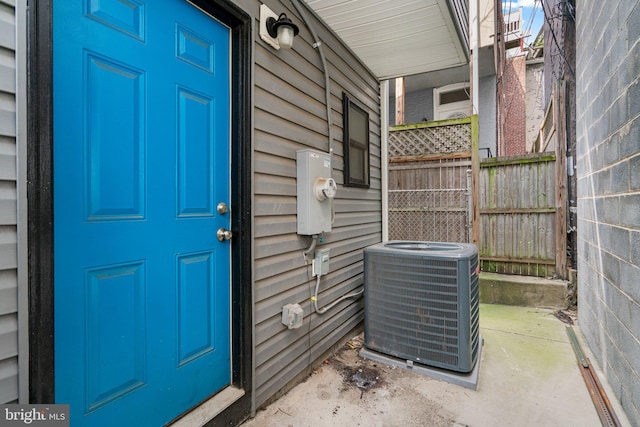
[217, 202, 229, 215]
[217, 228, 233, 242]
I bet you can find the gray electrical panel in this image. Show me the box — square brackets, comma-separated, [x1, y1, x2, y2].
[296, 149, 336, 235]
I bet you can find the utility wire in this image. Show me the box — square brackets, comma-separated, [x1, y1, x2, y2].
[522, 0, 541, 49]
[503, 0, 513, 44]
[540, 0, 575, 79]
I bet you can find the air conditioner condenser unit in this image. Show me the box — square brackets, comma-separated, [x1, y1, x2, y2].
[363, 241, 480, 373]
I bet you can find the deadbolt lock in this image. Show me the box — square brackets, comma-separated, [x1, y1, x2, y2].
[217, 202, 229, 215]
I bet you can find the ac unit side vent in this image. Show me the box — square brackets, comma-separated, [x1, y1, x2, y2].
[470, 255, 480, 363]
[364, 241, 479, 373]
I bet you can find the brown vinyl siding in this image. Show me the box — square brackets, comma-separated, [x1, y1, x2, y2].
[252, 1, 381, 408]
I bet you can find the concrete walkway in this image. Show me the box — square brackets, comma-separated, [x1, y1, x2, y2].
[241, 304, 631, 427]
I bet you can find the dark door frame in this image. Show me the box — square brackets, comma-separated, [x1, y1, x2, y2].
[27, 1, 253, 424]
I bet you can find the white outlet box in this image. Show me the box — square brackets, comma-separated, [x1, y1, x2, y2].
[282, 303, 304, 329]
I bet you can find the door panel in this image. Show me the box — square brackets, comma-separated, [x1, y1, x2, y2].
[177, 88, 216, 217]
[86, 53, 145, 219]
[177, 251, 216, 364]
[85, 262, 147, 411]
[53, 1, 231, 425]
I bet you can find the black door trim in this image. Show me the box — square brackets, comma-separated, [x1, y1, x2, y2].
[27, 0, 55, 404]
[27, 0, 253, 423]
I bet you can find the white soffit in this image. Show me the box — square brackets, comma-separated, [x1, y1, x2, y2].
[305, 0, 468, 80]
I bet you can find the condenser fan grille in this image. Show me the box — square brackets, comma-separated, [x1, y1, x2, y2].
[470, 255, 480, 364]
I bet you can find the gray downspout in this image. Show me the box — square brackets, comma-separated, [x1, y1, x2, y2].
[381, 81, 389, 242]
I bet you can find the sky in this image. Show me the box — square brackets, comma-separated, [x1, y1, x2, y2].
[502, 0, 544, 48]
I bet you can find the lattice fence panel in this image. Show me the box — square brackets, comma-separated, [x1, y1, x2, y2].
[389, 123, 472, 157]
[388, 189, 469, 243]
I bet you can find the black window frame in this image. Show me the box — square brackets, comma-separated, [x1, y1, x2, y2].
[342, 92, 370, 188]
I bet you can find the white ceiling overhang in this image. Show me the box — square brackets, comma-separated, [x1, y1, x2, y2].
[304, 0, 470, 81]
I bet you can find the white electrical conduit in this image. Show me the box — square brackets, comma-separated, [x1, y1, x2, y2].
[290, 0, 334, 164]
[290, 0, 337, 235]
[303, 234, 319, 261]
[290, 0, 364, 313]
[312, 274, 364, 314]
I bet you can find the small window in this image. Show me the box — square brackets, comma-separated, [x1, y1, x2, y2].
[439, 88, 469, 105]
[343, 93, 370, 188]
[433, 83, 471, 120]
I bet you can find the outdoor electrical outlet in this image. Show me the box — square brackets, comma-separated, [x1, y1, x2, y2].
[312, 248, 330, 277]
[282, 303, 304, 329]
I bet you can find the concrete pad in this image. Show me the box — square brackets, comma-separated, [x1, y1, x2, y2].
[359, 336, 482, 391]
[241, 305, 628, 427]
[480, 272, 568, 308]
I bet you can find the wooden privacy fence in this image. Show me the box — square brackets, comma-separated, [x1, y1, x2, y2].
[530, 80, 566, 154]
[479, 153, 566, 278]
[388, 117, 479, 243]
[387, 109, 567, 279]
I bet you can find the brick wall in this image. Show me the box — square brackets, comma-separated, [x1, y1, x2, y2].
[576, 2, 640, 425]
[500, 55, 526, 156]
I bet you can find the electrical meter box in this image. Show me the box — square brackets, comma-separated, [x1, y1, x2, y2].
[297, 149, 336, 235]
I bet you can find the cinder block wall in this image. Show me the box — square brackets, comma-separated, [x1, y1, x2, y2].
[576, 2, 640, 424]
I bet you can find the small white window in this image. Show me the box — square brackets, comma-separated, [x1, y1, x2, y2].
[433, 83, 471, 120]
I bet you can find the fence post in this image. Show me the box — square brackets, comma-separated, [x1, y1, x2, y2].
[466, 169, 473, 243]
[395, 77, 405, 125]
[554, 81, 568, 279]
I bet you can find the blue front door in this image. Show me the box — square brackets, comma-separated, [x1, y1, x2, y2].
[53, 1, 231, 425]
